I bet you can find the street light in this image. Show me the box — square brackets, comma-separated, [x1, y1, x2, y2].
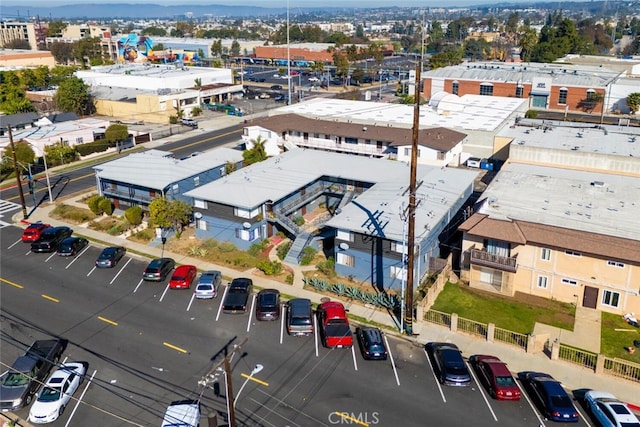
[233, 364, 263, 406]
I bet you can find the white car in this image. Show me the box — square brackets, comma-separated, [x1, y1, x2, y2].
[28, 362, 88, 424]
[308, 77, 320, 82]
[585, 390, 640, 427]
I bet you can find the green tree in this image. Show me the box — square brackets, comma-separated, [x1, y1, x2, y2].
[44, 141, 78, 166]
[105, 123, 129, 145]
[142, 26, 167, 36]
[243, 136, 268, 166]
[464, 38, 491, 61]
[231, 39, 241, 56]
[124, 205, 143, 226]
[49, 41, 74, 65]
[332, 51, 349, 78]
[148, 197, 192, 236]
[626, 93, 640, 114]
[149, 197, 172, 229]
[47, 21, 68, 37]
[152, 43, 165, 51]
[4, 39, 31, 50]
[0, 71, 34, 113]
[211, 39, 223, 57]
[99, 198, 113, 216]
[518, 27, 538, 62]
[3, 141, 35, 170]
[53, 77, 95, 115]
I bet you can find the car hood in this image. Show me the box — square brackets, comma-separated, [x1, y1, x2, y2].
[0, 383, 29, 401]
[29, 399, 60, 416]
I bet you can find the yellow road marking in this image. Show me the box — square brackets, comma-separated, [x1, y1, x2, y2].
[98, 316, 118, 326]
[0, 277, 24, 288]
[41, 294, 59, 303]
[167, 129, 240, 153]
[163, 342, 188, 354]
[332, 412, 369, 427]
[241, 373, 269, 387]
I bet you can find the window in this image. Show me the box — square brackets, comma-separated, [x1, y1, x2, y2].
[586, 89, 597, 100]
[391, 241, 407, 254]
[194, 199, 207, 209]
[345, 137, 358, 144]
[602, 290, 620, 308]
[479, 83, 493, 96]
[515, 85, 523, 98]
[76, 137, 84, 144]
[390, 265, 407, 280]
[194, 176, 200, 187]
[540, 248, 551, 261]
[172, 184, 179, 193]
[404, 148, 410, 156]
[452, 81, 459, 95]
[558, 88, 568, 105]
[561, 278, 577, 286]
[437, 151, 445, 160]
[336, 230, 353, 242]
[607, 260, 624, 268]
[564, 250, 581, 257]
[234, 207, 260, 218]
[537, 276, 548, 289]
[336, 252, 355, 267]
[197, 219, 208, 230]
[236, 227, 260, 241]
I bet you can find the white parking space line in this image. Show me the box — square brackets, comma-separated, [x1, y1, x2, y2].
[66, 246, 91, 269]
[423, 348, 446, 403]
[65, 369, 96, 427]
[25, 249, 32, 255]
[351, 346, 358, 371]
[159, 283, 170, 302]
[517, 380, 546, 426]
[133, 278, 144, 293]
[384, 335, 401, 386]
[186, 292, 196, 311]
[216, 286, 228, 321]
[279, 306, 285, 344]
[247, 294, 256, 332]
[468, 362, 498, 421]
[313, 315, 319, 357]
[45, 252, 57, 262]
[574, 399, 591, 426]
[7, 238, 21, 249]
[109, 258, 132, 285]
[86, 266, 96, 277]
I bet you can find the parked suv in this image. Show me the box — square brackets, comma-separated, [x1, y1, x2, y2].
[180, 118, 198, 128]
[286, 298, 313, 336]
[142, 258, 175, 281]
[31, 226, 73, 253]
[194, 270, 222, 299]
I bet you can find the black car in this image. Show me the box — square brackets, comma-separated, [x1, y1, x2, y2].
[256, 289, 280, 321]
[142, 258, 176, 281]
[31, 226, 73, 253]
[56, 237, 89, 257]
[270, 84, 283, 90]
[425, 342, 471, 386]
[222, 278, 253, 313]
[96, 246, 126, 268]
[355, 327, 388, 360]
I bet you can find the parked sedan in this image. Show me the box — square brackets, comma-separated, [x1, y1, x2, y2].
[169, 265, 197, 289]
[425, 342, 471, 386]
[469, 355, 520, 400]
[21, 222, 51, 242]
[95, 246, 126, 268]
[57, 237, 89, 257]
[255, 289, 280, 321]
[584, 390, 640, 427]
[355, 327, 388, 360]
[28, 362, 88, 424]
[194, 270, 222, 299]
[520, 371, 579, 422]
[142, 258, 175, 281]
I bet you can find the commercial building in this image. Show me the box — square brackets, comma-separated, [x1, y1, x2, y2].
[0, 21, 38, 50]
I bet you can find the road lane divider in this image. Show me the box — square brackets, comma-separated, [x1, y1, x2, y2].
[0, 277, 24, 288]
[241, 373, 269, 387]
[98, 316, 118, 326]
[41, 294, 59, 303]
[331, 412, 369, 427]
[163, 342, 188, 354]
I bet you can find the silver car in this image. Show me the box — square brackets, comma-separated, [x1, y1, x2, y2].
[194, 270, 222, 299]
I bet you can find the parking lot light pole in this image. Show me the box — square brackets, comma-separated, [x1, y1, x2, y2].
[28, 143, 53, 204]
[7, 127, 28, 218]
[234, 364, 263, 406]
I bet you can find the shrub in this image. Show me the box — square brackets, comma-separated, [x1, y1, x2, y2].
[257, 260, 283, 276]
[300, 246, 317, 265]
[128, 227, 155, 243]
[75, 140, 111, 156]
[276, 241, 292, 260]
[525, 109, 538, 119]
[248, 239, 269, 256]
[98, 198, 113, 216]
[124, 205, 143, 226]
[293, 216, 305, 226]
[285, 274, 294, 284]
[51, 203, 96, 223]
[191, 106, 203, 117]
[169, 115, 178, 124]
[219, 242, 237, 252]
[87, 195, 103, 215]
[316, 257, 336, 277]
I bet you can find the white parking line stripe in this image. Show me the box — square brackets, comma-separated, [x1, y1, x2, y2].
[133, 278, 144, 293]
[109, 258, 131, 285]
[159, 283, 170, 302]
[423, 349, 446, 403]
[86, 266, 96, 277]
[45, 252, 56, 262]
[384, 335, 400, 386]
[186, 292, 196, 311]
[216, 286, 228, 321]
[279, 304, 285, 345]
[65, 369, 96, 427]
[468, 362, 498, 421]
[517, 380, 546, 425]
[313, 315, 319, 357]
[8, 238, 21, 249]
[247, 294, 256, 332]
[351, 346, 358, 371]
[66, 246, 91, 269]
[25, 250, 32, 255]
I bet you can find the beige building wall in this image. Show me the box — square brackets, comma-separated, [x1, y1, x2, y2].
[0, 22, 37, 50]
[0, 50, 55, 67]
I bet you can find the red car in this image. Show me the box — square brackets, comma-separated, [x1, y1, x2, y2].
[21, 222, 51, 242]
[470, 355, 521, 401]
[317, 301, 353, 349]
[169, 265, 197, 289]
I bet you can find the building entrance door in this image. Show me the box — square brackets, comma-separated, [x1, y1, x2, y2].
[583, 286, 598, 309]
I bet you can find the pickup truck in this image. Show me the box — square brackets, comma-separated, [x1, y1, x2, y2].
[317, 301, 353, 349]
[0, 339, 67, 412]
[222, 278, 253, 313]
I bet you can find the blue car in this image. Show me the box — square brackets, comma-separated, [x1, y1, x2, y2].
[521, 372, 579, 422]
[425, 342, 471, 386]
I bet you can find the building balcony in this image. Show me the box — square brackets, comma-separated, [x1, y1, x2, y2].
[292, 137, 388, 157]
[469, 248, 518, 273]
[102, 187, 153, 204]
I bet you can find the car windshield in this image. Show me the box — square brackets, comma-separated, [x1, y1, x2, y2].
[291, 316, 311, 325]
[38, 386, 62, 402]
[59, 244, 71, 251]
[496, 376, 516, 386]
[2, 372, 29, 386]
[550, 395, 573, 408]
[260, 294, 277, 306]
[100, 249, 115, 258]
[173, 276, 185, 281]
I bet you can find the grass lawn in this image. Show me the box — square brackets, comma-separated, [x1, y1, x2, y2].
[430, 282, 575, 334]
[600, 312, 640, 363]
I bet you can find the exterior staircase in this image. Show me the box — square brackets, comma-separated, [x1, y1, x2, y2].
[284, 231, 312, 264]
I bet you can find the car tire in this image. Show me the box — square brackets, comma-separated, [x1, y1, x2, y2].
[25, 393, 33, 405]
[59, 405, 65, 417]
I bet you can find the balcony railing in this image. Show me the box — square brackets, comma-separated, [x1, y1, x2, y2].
[469, 249, 517, 273]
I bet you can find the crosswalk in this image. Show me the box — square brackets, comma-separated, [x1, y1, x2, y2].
[0, 199, 22, 228]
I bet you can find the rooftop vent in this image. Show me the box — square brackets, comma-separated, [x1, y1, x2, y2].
[591, 181, 605, 187]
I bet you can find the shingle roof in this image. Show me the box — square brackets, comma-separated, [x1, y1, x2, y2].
[0, 112, 38, 128]
[250, 113, 466, 152]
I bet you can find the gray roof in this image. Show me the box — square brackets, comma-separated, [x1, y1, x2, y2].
[185, 149, 478, 241]
[477, 162, 640, 242]
[424, 61, 621, 88]
[93, 148, 244, 190]
[0, 112, 38, 128]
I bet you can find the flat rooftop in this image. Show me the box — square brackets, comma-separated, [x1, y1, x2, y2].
[478, 162, 640, 241]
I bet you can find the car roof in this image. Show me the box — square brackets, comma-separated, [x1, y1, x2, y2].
[149, 258, 173, 266]
[175, 265, 195, 272]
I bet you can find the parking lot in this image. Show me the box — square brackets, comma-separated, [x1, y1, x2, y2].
[0, 224, 618, 426]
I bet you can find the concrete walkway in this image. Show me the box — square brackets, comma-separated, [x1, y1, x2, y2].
[533, 306, 602, 353]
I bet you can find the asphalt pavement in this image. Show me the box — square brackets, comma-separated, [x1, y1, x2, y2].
[3, 111, 640, 426]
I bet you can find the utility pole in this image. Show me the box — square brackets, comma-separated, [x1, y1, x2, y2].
[7, 127, 28, 219]
[404, 60, 422, 335]
[198, 337, 248, 427]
